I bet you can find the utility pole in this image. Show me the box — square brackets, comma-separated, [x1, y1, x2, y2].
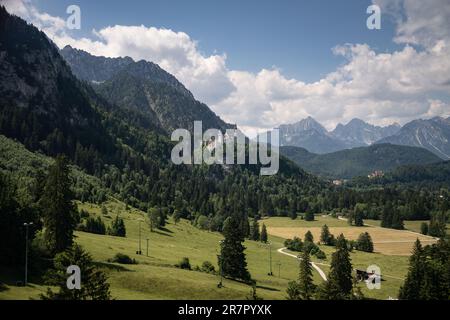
[277, 262, 281, 278]
[23, 222, 33, 286]
[146, 238, 149, 257]
[136, 219, 143, 255]
[268, 241, 273, 276]
[218, 240, 224, 288]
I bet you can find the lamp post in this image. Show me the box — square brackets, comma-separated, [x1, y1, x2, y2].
[23, 222, 33, 286]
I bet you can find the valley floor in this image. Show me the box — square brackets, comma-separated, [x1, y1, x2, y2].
[0, 201, 423, 300]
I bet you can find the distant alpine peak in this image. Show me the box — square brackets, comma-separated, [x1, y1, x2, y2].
[280, 116, 327, 134]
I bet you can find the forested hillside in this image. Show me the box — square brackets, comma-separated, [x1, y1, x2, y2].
[0, 5, 322, 222]
[281, 143, 441, 179]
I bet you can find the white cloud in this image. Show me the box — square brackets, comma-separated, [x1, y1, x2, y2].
[374, 0, 450, 47]
[4, 0, 450, 137]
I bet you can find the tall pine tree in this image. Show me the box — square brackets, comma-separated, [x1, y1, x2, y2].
[41, 244, 111, 300]
[249, 218, 260, 241]
[318, 234, 353, 299]
[40, 155, 76, 254]
[298, 248, 316, 299]
[219, 216, 251, 282]
[398, 239, 425, 299]
[260, 223, 268, 243]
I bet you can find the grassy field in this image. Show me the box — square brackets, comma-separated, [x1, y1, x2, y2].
[0, 199, 324, 300]
[366, 219, 450, 236]
[265, 216, 437, 255]
[265, 216, 414, 299]
[1, 205, 426, 300]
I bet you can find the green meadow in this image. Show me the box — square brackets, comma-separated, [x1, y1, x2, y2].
[0, 200, 415, 300]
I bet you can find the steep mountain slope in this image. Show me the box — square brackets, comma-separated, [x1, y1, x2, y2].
[61, 46, 233, 133]
[0, 7, 116, 162]
[376, 117, 450, 159]
[331, 118, 400, 147]
[277, 117, 346, 154]
[59, 45, 134, 84]
[280, 143, 441, 179]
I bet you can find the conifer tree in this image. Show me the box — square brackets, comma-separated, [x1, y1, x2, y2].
[320, 224, 332, 245]
[429, 211, 447, 238]
[381, 202, 393, 228]
[319, 234, 353, 299]
[260, 223, 268, 243]
[420, 222, 429, 235]
[298, 248, 316, 299]
[40, 155, 76, 254]
[304, 230, 314, 243]
[109, 215, 126, 237]
[41, 244, 111, 300]
[219, 216, 251, 282]
[391, 208, 404, 230]
[250, 218, 260, 241]
[355, 232, 374, 253]
[398, 239, 425, 300]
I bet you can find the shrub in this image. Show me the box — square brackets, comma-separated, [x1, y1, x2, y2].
[200, 261, 216, 273]
[176, 257, 191, 270]
[420, 222, 429, 235]
[304, 210, 314, 221]
[196, 215, 209, 230]
[284, 237, 303, 252]
[109, 253, 136, 264]
[303, 240, 319, 255]
[314, 250, 326, 260]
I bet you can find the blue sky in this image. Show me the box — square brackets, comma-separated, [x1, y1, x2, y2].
[5, 0, 450, 136]
[35, 0, 399, 82]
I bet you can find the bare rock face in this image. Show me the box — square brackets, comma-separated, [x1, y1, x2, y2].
[376, 117, 450, 159]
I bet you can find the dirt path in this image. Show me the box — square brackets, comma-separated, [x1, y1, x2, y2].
[277, 247, 404, 281]
[277, 247, 328, 281]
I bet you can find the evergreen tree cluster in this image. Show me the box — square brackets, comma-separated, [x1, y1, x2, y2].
[399, 239, 450, 300]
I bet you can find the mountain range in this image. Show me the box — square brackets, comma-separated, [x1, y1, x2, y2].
[1, 4, 448, 188]
[377, 117, 450, 159]
[280, 143, 441, 179]
[270, 116, 450, 159]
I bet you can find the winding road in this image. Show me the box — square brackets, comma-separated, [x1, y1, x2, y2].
[277, 247, 328, 281]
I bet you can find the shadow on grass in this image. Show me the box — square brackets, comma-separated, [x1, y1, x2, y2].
[221, 276, 280, 292]
[158, 226, 174, 234]
[255, 284, 280, 292]
[0, 282, 9, 292]
[93, 261, 132, 272]
[152, 229, 173, 237]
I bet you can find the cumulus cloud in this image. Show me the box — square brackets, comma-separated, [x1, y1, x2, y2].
[4, 0, 450, 137]
[374, 0, 450, 47]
